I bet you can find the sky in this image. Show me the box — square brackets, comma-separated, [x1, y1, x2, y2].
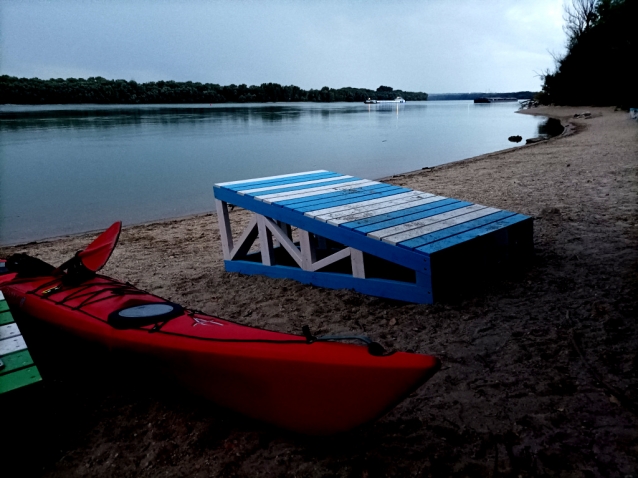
[0, 0, 567, 93]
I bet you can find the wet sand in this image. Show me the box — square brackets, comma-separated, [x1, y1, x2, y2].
[2, 106, 637, 477]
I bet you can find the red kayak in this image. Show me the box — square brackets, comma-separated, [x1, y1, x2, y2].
[0, 223, 439, 435]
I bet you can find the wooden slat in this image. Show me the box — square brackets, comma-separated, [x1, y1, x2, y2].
[224, 171, 341, 191]
[417, 214, 530, 254]
[215, 170, 329, 187]
[381, 207, 500, 244]
[397, 210, 517, 249]
[0, 335, 27, 356]
[322, 194, 441, 224]
[305, 191, 425, 219]
[238, 175, 352, 194]
[361, 201, 472, 237]
[0, 350, 34, 376]
[243, 176, 357, 197]
[0, 323, 20, 340]
[277, 183, 397, 208]
[293, 186, 406, 213]
[368, 204, 486, 240]
[0, 311, 13, 326]
[0, 366, 42, 394]
[257, 179, 374, 202]
[338, 197, 454, 229]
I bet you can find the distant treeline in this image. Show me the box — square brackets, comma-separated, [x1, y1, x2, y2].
[428, 92, 536, 101]
[0, 76, 428, 104]
[539, 0, 636, 106]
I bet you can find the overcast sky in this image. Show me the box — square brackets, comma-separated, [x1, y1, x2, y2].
[0, 0, 567, 93]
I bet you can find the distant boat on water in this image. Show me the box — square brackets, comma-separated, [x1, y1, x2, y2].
[473, 97, 518, 104]
[364, 97, 405, 104]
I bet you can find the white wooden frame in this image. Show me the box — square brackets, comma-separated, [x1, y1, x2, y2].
[216, 199, 365, 277]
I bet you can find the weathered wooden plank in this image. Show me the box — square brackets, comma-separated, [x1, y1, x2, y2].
[324, 194, 442, 225]
[0, 365, 42, 394]
[224, 171, 341, 191]
[258, 179, 375, 202]
[239, 175, 352, 194]
[306, 191, 427, 219]
[0, 299, 10, 314]
[0, 350, 34, 376]
[0, 310, 14, 326]
[277, 183, 397, 208]
[417, 214, 531, 254]
[383, 207, 501, 244]
[370, 204, 488, 242]
[397, 210, 517, 249]
[216, 170, 329, 187]
[294, 186, 405, 213]
[339, 197, 457, 230]
[244, 176, 357, 198]
[0, 335, 27, 356]
[361, 201, 473, 238]
[0, 323, 20, 340]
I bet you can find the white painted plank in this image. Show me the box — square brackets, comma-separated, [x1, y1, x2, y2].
[0, 291, 4, 300]
[256, 178, 373, 201]
[303, 191, 422, 218]
[0, 335, 27, 356]
[215, 200, 233, 261]
[215, 170, 328, 187]
[257, 215, 275, 266]
[368, 204, 488, 240]
[299, 230, 316, 270]
[238, 175, 352, 194]
[381, 207, 501, 244]
[229, 215, 258, 260]
[326, 195, 447, 225]
[309, 247, 352, 272]
[0, 323, 20, 340]
[350, 249, 366, 278]
[264, 217, 303, 268]
[258, 179, 377, 203]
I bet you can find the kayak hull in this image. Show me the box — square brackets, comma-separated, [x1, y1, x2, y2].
[0, 270, 439, 435]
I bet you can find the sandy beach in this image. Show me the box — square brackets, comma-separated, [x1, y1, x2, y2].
[2, 106, 637, 476]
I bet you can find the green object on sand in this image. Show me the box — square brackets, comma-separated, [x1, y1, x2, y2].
[0, 291, 42, 394]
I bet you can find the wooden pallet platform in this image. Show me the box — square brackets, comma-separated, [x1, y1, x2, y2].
[0, 291, 42, 394]
[213, 170, 533, 303]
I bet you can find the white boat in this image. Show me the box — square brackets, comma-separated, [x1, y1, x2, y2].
[377, 97, 405, 104]
[364, 96, 405, 104]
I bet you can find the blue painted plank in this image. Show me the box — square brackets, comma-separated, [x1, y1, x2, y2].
[213, 186, 432, 273]
[275, 183, 394, 207]
[350, 201, 473, 234]
[417, 214, 531, 254]
[293, 187, 411, 213]
[225, 260, 433, 304]
[284, 185, 402, 210]
[339, 198, 459, 231]
[246, 176, 360, 197]
[397, 210, 517, 250]
[222, 171, 342, 191]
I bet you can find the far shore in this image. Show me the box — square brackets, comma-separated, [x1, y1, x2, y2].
[1, 106, 637, 476]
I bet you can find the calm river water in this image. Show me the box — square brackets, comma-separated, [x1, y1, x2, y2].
[0, 101, 546, 245]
